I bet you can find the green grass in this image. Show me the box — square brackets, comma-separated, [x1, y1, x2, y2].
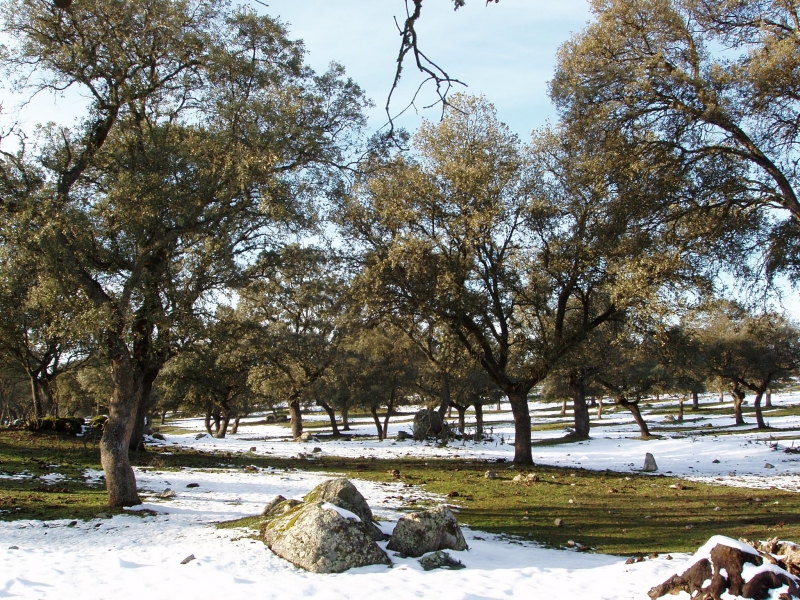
[3, 428, 800, 555]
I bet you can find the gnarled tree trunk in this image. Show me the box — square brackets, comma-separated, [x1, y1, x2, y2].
[730, 385, 746, 426]
[101, 350, 142, 507]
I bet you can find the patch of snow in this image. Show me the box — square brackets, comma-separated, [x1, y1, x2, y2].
[320, 503, 361, 522]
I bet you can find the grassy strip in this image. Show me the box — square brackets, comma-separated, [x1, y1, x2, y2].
[2, 428, 799, 555]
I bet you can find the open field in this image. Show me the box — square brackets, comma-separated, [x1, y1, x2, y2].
[1, 392, 799, 599]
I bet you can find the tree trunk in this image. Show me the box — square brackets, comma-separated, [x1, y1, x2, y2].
[382, 393, 395, 439]
[719, 390, 724, 403]
[560, 398, 567, 416]
[765, 388, 772, 408]
[473, 401, 484, 436]
[370, 405, 383, 441]
[317, 399, 340, 437]
[678, 399, 684, 423]
[204, 411, 213, 435]
[215, 400, 233, 438]
[341, 404, 350, 431]
[230, 415, 241, 435]
[129, 371, 158, 451]
[620, 399, 650, 437]
[569, 376, 590, 438]
[160, 410, 167, 425]
[691, 390, 699, 410]
[597, 396, 603, 419]
[28, 376, 43, 423]
[731, 386, 746, 426]
[507, 388, 533, 464]
[438, 371, 451, 418]
[101, 351, 142, 508]
[453, 402, 467, 435]
[289, 400, 303, 439]
[211, 408, 222, 436]
[753, 384, 769, 429]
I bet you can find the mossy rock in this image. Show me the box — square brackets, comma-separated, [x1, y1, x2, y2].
[302, 478, 383, 541]
[260, 501, 391, 573]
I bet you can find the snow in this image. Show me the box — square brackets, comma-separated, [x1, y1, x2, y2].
[320, 503, 362, 522]
[1, 391, 799, 599]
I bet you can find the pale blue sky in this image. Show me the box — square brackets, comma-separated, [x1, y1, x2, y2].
[1, 1, 593, 141]
[261, 0, 593, 136]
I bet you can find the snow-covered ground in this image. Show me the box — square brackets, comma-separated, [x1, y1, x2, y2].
[1, 392, 799, 599]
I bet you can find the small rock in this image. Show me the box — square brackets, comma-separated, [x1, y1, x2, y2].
[447, 491, 459, 498]
[567, 540, 576, 546]
[666, 555, 673, 560]
[685, 524, 694, 530]
[388, 469, 400, 478]
[194, 433, 207, 440]
[8, 546, 19, 550]
[764, 463, 775, 469]
[664, 415, 675, 422]
[186, 483, 199, 488]
[418, 550, 466, 571]
[625, 557, 636, 565]
[636, 556, 645, 563]
[298, 432, 312, 442]
[648, 552, 658, 559]
[669, 483, 684, 490]
[180, 554, 195, 564]
[67, 520, 78, 527]
[495, 458, 506, 463]
[159, 488, 176, 499]
[484, 471, 497, 479]
[396, 431, 412, 441]
[245, 465, 258, 472]
[554, 518, 564, 527]
[312, 447, 322, 453]
[643, 452, 658, 472]
[712, 459, 720, 464]
[729, 471, 737, 476]
[714, 506, 721, 511]
[249, 447, 257, 452]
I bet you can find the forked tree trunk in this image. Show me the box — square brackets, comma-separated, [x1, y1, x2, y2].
[507, 388, 533, 464]
[289, 401, 303, 439]
[101, 352, 142, 507]
[382, 392, 395, 439]
[569, 376, 590, 438]
[215, 400, 233, 438]
[318, 399, 340, 437]
[370, 405, 383, 441]
[204, 411, 213, 435]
